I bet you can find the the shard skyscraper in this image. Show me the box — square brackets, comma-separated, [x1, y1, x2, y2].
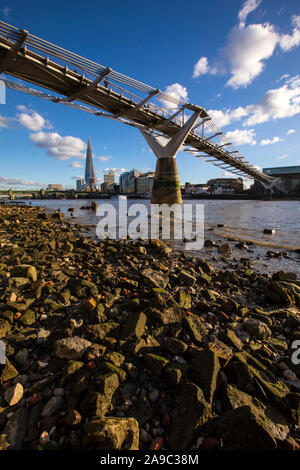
[84, 138, 97, 190]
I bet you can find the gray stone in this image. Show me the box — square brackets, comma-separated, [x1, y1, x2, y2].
[2, 408, 28, 449]
[41, 396, 64, 417]
[54, 336, 92, 360]
[82, 417, 139, 450]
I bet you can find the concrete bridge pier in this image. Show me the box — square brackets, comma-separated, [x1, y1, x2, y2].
[140, 110, 201, 204]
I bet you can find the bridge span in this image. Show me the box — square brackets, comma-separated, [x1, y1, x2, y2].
[0, 21, 279, 203]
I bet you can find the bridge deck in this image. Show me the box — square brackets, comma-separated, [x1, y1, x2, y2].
[0, 21, 274, 185]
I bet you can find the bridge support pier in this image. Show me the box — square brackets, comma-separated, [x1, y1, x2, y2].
[140, 110, 201, 204]
[263, 188, 272, 200]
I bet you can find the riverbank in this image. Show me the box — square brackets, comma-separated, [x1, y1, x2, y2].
[0, 204, 300, 450]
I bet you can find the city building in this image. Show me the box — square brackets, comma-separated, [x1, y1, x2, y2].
[207, 177, 243, 194]
[119, 169, 140, 194]
[100, 182, 109, 193]
[185, 182, 209, 195]
[260, 166, 300, 194]
[48, 184, 63, 191]
[104, 170, 115, 186]
[84, 139, 97, 190]
[76, 179, 84, 191]
[136, 172, 154, 196]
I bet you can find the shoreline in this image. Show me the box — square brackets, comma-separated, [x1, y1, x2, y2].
[0, 204, 300, 451]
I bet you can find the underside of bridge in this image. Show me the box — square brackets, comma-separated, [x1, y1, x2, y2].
[0, 20, 283, 203]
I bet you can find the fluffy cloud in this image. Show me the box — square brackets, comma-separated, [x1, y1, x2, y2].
[225, 23, 278, 88]
[68, 161, 83, 168]
[224, 128, 256, 146]
[279, 15, 300, 51]
[287, 128, 295, 135]
[243, 75, 300, 126]
[208, 75, 300, 128]
[192, 1, 300, 89]
[260, 136, 284, 145]
[208, 106, 248, 127]
[104, 167, 126, 176]
[238, 0, 262, 26]
[97, 156, 112, 161]
[193, 57, 208, 77]
[161, 83, 188, 109]
[30, 132, 86, 160]
[17, 111, 51, 131]
[0, 177, 45, 186]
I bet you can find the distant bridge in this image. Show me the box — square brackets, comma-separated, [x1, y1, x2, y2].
[0, 21, 280, 203]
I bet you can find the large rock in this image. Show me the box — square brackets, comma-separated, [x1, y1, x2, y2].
[213, 406, 277, 450]
[183, 315, 208, 344]
[148, 306, 185, 325]
[222, 384, 289, 441]
[54, 337, 92, 360]
[141, 268, 169, 289]
[1, 408, 28, 449]
[179, 270, 196, 286]
[123, 312, 147, 339]
[0, 318, 11, 339]
[219, 328, 244, 351]
[168, 382, 212, 450]
[82, 417, 139, 450]
[11, 265, 37, 281]
[0, 359, 18, 384]
[190, 349, 220, 404]
[244, 318, 271, 340]
[272, 271, 297, 282]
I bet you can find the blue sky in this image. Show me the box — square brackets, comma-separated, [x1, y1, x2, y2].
[0, 0, 299, 189]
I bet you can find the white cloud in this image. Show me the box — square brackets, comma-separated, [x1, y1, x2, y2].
[208, 106, 248, 127]
[279, 15, 300, 51]
[0, 114, 10, 128]
[277, 153, 288, 160]
[104, 167, 126, 176]
[16, 105, 27, 112]
[225, 23, 278, 89]
[161, 83, 188, 109]
[0, 177, 45, 186]
[17, 111, 50, 131]
[224, 128, 256, 146]
[238, 0, 262, 27]
[260, 136, 284, 145]
[208, 75, 300, 129]
[30, 132, 86, 160]
[97, 156, 112, 161]
[192, 5, 300, 88]
[69, 161, 83, 168]
[287, 128, 295, 135]
[243, 75, 300, 126]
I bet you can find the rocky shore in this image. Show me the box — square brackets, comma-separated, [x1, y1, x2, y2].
[0, 204, 299, 451]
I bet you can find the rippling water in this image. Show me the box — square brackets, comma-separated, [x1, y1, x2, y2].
[24, 198, 300, 250]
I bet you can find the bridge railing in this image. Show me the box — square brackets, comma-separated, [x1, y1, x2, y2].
[0, 20, 270, 183]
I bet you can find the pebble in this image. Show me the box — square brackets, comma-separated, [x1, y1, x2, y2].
[148, 389, 160, 403]
[4, 383, 24, 406]
[53, 388, 64, 396]
[41, 396, 64, 417]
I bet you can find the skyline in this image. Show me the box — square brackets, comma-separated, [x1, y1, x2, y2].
[0, 0, 299, 189]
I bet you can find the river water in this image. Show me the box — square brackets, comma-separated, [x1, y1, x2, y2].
[22, 198, 300, 275]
